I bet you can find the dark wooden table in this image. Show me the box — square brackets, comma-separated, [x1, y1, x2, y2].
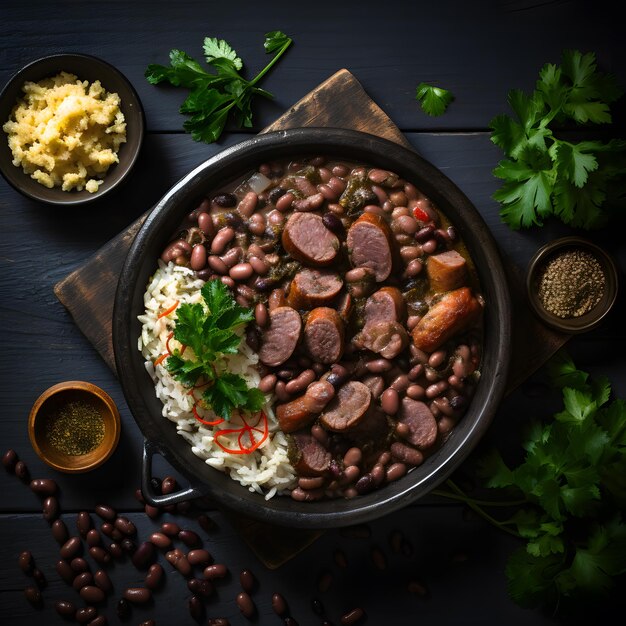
[1, 1, 625, 624]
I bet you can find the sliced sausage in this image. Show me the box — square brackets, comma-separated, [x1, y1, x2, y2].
[397, 398, 438, 450]
[282, 212, 339, 266]
[347, 212, 395, 282]
[287, 269, 343, 310]
[353, 321, 409, 360]
[334, 291, 352, 321]
[276, 381, 335, 433]
[320, 381, 372, 432]
[411, 287, 482, 352]
[426, 250, 468, 292]
[303, 308, 345, 365]
[258, 306, 302, 367]
[268, 288, 287, 310]
[288, 432, 331, 477]
[364, 286, 406, 326]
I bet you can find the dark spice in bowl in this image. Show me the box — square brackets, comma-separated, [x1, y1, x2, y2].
[44, 399, 105, 456]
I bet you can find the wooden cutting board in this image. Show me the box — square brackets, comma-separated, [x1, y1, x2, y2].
[54, 68, 569, 568]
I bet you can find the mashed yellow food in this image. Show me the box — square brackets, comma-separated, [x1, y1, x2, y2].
[3, 72, 126, 193]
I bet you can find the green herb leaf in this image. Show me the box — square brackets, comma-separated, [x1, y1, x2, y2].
[489, 49, 624, 230]
[415, 82, 454, 116]
[145, 31, 293, 143]
[165, 280, 261, 421]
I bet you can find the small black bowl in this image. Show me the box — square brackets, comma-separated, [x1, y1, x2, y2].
[0, 53, 145, 206]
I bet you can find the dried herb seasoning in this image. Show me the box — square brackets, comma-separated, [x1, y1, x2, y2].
[44, 400, 105, 456]
[536, 249, 605, 318]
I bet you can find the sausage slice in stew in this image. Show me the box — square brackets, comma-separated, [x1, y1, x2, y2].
[258, 306, 302, 367]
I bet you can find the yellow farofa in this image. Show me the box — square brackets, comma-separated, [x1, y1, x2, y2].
[2, 71, 126, 193]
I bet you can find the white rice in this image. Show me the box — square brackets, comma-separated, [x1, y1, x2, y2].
[138, 261, 297, 499]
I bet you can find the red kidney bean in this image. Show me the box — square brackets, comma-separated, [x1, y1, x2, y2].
[32, 568, 46, 591]
[408, 364, 423, 381]
[293, 192, 324, 212]
[145, 563, 164, 589]
[116, 598, 131, 619]
[76, 511, 92, 536]
[221, 275, 235, 289]
[178, 529, 201, 547]
[343, 447, 362, 467]
[236, 591, 256, 618]
[438, 415, 457, 435]
[404, 182, 420, 199]
[100, 522, 114, 538]
[363, 204, 386, 218]
[432, 396, 454, 417]
[55, 600, 77, 617]
[188, 593, 205, 620]
[386, 462, 407, 482]
[249, 255, 268, 275]
[71, 572, 91, 590]
[422, 239, 438, 254]
[208, 254, 228, 274]
[415, 225, 435, 242]
[391, 375, 410, 393]
[80, 585, 105, 604]
[406, 384, 425, 400]
[188, 549, 212, 566]
[160, 521, 181, 536]
[400, 245, 421, 262]
[221, 246, 243, 268]
[371, 184, 389, 205]
[238, 191, 258, 217]
[123, 587, 152, 604]
[426, 381, 448, 398]
[424, 367, 439, 382]
[88, 615, 107, 626]
[378, 450, 392, 466]
[256, 374, 276, 394]
[2, 448, 17, 471]
[327, 176, 346, 194]
[285, 369, 316, 394]
[30, 478, 57, 496]
[56, 559, 74, 583]
[298, 476, 326, 490]
[132, 541, 155, 569]
[334, 549, 348, 568]
[391, 206, 410, 220]
[149, 532, 171, 549]
[291, 486, 325, 501]
[371, 463, 386, 486]
[391, 442, 424, 466]
[166, 549, 192, 576]
[107, 542, 123, 559]
[190, 243, 207, 270]
[365, 358, 392, 373]
[114, 516, 136, 536]
[429, 349, 447, 368]
[210, 227, 235, 254]
[340, 465, 360, 485]
[43, 496, 59, 522]
[213, 192, 237, 208]
[89, 546, 110, 566]
[71, 557, 89, 573]
[397, 214, 419, 234]
[197, 211, 214, 237]
[341, 608, 365, 625]
[188, 577, 214, 597]
[60, 536, 82, 559]
[24, 585, 42, 608]
[203, 563, 228, 580]
[94, 569, 112, 593]
[390, 190, 408, 206]
[229, 262, 253, 281]
[407, 315, 420, 331]
[76, 606, 97, 623]
[19, 550, 33, 574]
[239, 569, 255, 593]
[404, 258, 423, 277]
[86, 529, 101, 547]
[381, 388, 400, 415]
[274, 380, 290, 402]
[317, 570, 333, 592]
[15, 460, 30, 481]
[247, 213, 266, 236]
[272, 592, 288, 616]
[310, 424, 329, 445]
[355, 474, 375, 494]
[275, 191, 295, 212]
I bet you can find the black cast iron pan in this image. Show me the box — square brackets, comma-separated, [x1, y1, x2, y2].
[113, 128, 511, 529]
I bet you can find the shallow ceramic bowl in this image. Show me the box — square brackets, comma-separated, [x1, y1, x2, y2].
[0, 53, 144, 206]
[526, 236, 618, 334]
[113, 128, 512, 528]
[28, 381, 121, 473]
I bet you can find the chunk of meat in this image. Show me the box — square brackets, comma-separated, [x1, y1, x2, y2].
[288, 431, 331, 477]
[282, 212, 339, 266]
[364, 286, 406, 326]
[353, 320, 409, 360]
[426, 250, 468, 292]
[268, 288, 287, 310]
[411, 287, 482, 352]
[347, 212, 395, 282]
[258, 306, 302, 367]
[287, 269, 343, 310]
[303, 307, 345, 365]
[276, 381, 335, 433]
[397, 398, 438, 450]
[320, 381, 372, 432]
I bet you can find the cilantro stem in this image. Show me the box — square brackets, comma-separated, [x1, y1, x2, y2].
[432, 480, 523, 538]
[249, 39, 292, 87]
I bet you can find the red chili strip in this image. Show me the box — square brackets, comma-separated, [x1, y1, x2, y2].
[158, 300, 179, 319]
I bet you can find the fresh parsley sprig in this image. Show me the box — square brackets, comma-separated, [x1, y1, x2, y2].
[415, 82, 454, 116]
[145, 31, 293, 143]
[166, 280, 265, 421]
[433, 350, 626, 614]
[490, 49, 626, 230]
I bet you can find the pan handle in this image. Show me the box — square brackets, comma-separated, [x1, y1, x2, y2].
[141, 439, 204, 506]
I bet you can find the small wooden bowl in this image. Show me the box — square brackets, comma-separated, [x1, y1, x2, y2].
[526, 236, 619, 334]
[28, 381, 121, 473]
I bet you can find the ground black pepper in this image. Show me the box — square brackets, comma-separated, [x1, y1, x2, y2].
[44, 400, 105, 455]
[537, 249, 605, 318]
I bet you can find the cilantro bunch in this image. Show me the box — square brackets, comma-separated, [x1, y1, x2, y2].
[166, 280, 264, 420]
[435, 351, 626, 613]
[490, 49, 626, 229]
[145, 31, 293, 143]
